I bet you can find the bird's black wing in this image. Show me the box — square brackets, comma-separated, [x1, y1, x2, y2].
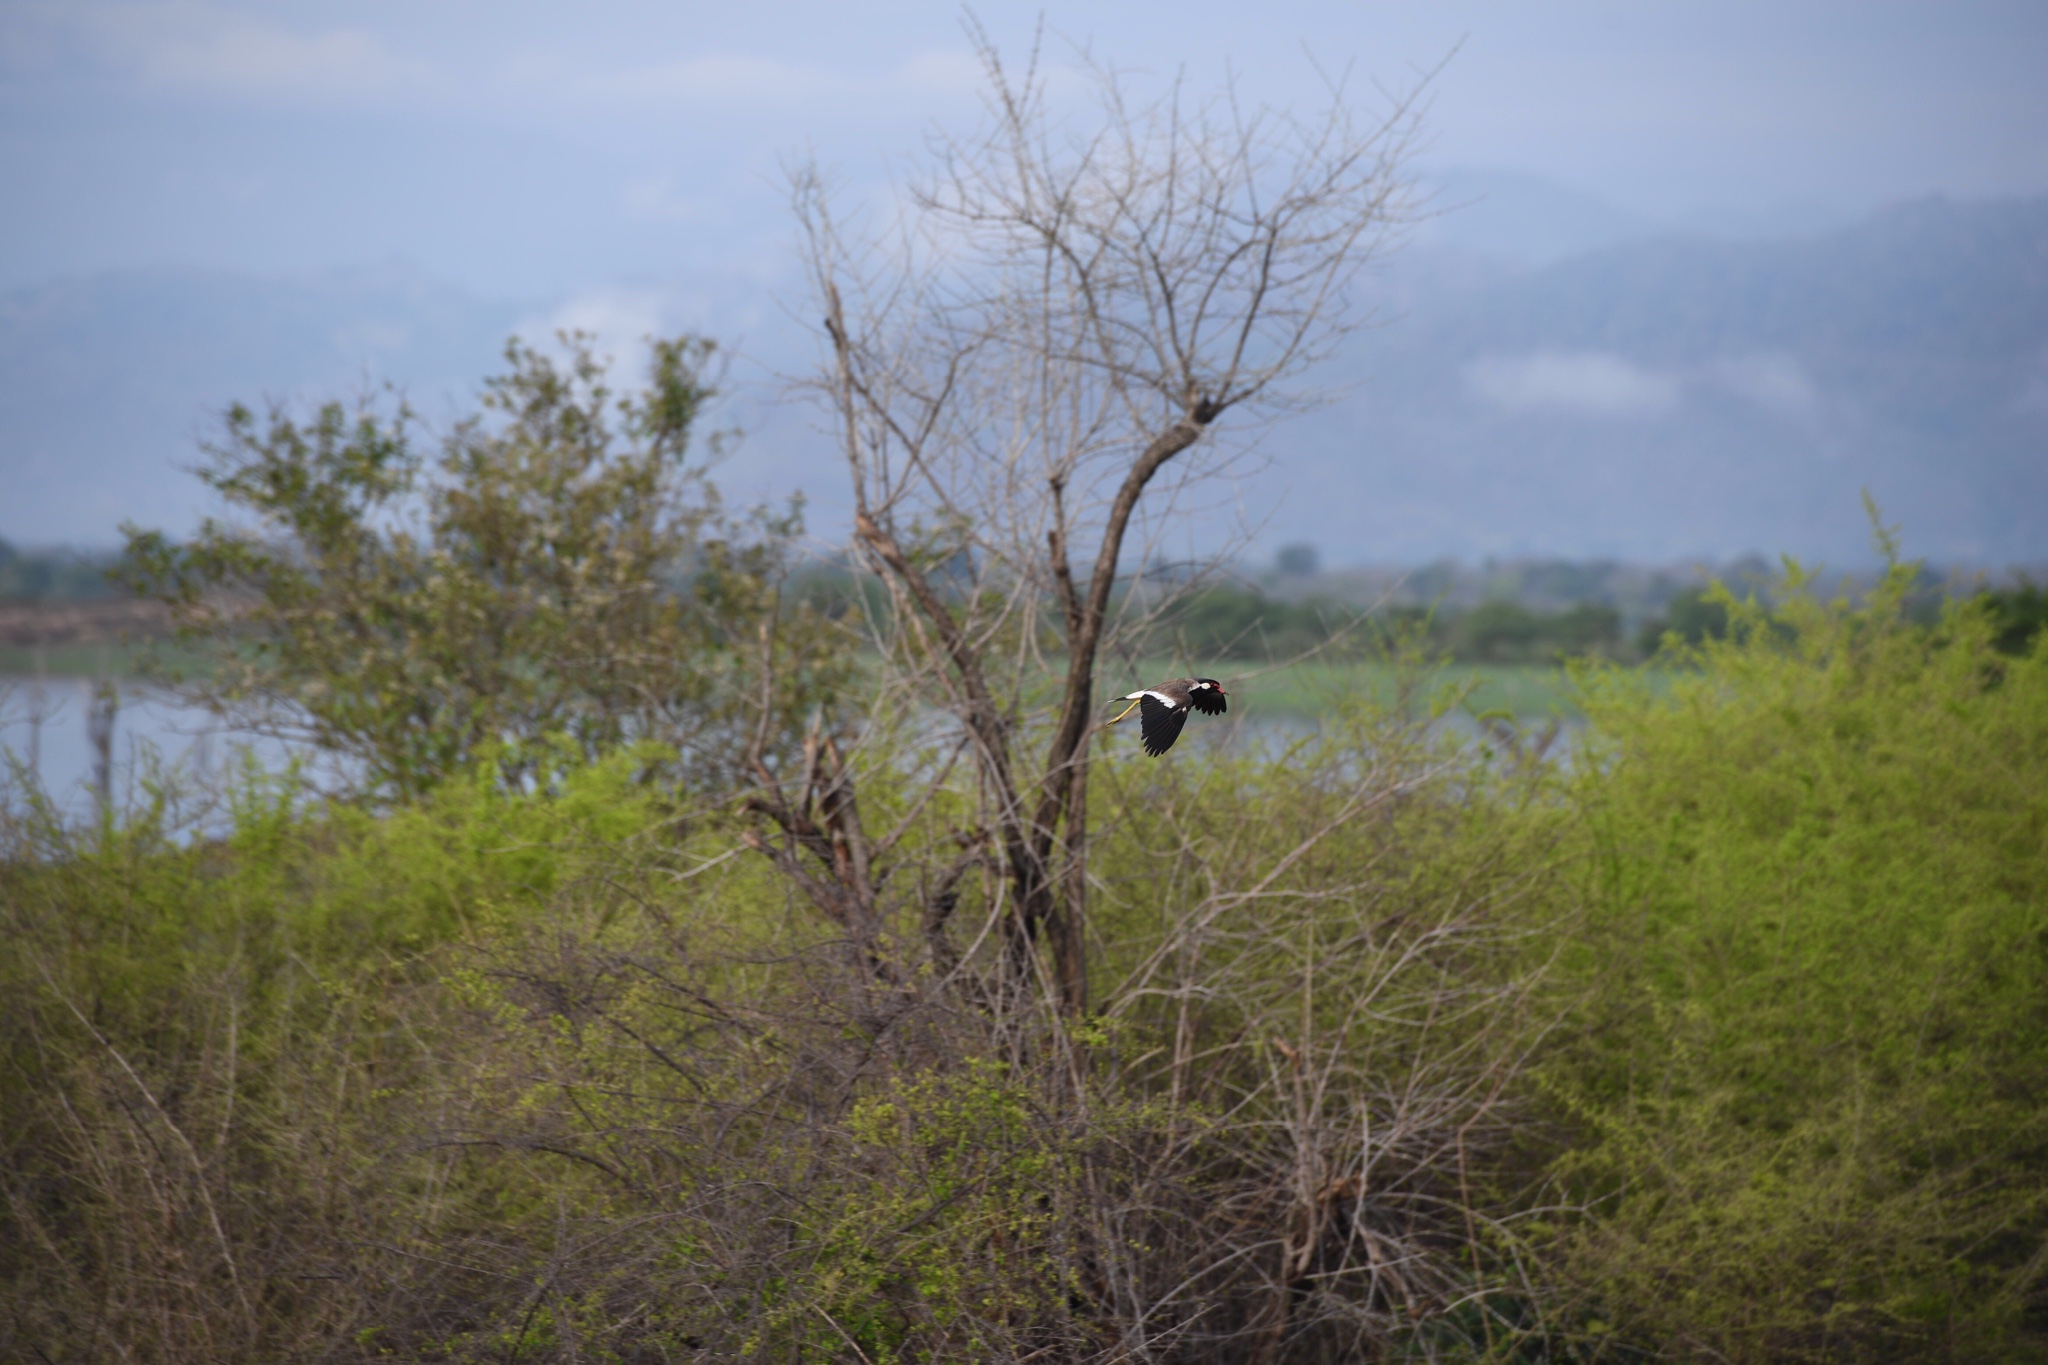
[1139, 694, 1191, 756]
[1189, 687, 1227, 716]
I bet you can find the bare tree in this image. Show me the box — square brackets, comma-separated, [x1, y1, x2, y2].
[767, 31, 1424, 1014]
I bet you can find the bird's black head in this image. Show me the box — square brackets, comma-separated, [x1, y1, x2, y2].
[1193, 678, 1225, 694]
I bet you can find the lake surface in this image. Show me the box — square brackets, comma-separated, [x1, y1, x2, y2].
[0, 677, 342, 820]
[2, 674, 1572, 827]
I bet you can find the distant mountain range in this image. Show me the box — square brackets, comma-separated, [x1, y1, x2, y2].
[1296, 194, 2048, 564]
[1, 194, 2044, 564]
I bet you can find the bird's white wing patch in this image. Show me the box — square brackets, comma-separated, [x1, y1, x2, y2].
[1143, 690, 1182, 709]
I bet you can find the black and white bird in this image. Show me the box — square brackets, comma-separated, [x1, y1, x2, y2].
[1105, 677, 1228, 756]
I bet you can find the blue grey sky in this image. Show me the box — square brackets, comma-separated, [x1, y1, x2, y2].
[5, 1, 2044, 296]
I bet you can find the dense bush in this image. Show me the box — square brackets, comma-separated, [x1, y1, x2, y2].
[5, 546, 2043, 1363]
[2, 701, 1560, 1362]
[0, 747, 680, 1360]
[1543, 563, 2048, 1363]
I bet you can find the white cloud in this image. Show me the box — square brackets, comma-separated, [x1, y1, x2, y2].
[6, 6, 981, 117]
[1707, 352, 1820, 417]
[600, 53, 821, 104]
[1465, 350, 1680, 418]
[574, 46, 983, 108]
[330, 319, 411, 357]
[890, 48, 983, 97]
[7, 3, 429, 103]
[137, 19, 424, 100]
[621, 174, 705, 224]
[520, 287, 674, 355]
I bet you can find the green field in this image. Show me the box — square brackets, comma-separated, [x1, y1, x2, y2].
[1127, 658, 1596, 720]
[3, 644, 1615, 725]
[0, 640, 209, 679]
[0, 644, 1603, 724]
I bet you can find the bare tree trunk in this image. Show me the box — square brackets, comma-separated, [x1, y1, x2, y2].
[771, 29, 1423, 1021]
[1027, 414, 1211, 1010]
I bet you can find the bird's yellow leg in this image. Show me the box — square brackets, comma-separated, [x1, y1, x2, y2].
[1106, 697, 1142, 726]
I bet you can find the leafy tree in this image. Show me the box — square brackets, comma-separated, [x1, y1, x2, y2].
[1147, 583, 1349, 660]
[1636, 582, 1730, 655]
[1552, 601, 1624, 656]
[1449, 599, 1622, 663]
[1274, 541, 1321, 577]
[119, 335, 846, 800]
[1978, 575, 2048, 656]
[0, 539, 117, 601]
[1453, 600, 1543, 662]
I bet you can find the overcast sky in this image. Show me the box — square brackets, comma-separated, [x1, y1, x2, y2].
[4, 0, 2045, 299]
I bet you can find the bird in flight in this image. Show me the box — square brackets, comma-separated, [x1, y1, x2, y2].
[1105, 677, 1228, 756]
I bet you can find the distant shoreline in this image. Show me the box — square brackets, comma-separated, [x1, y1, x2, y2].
[0, 600, 174, 676]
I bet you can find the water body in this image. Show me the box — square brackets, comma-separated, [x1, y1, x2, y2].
[0, 677, 332, 821]
[1, 676, 1569, 829]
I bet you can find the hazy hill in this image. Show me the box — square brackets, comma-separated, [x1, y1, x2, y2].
[1285, 195, 2048, 565]
[0, 196, 2043, 563]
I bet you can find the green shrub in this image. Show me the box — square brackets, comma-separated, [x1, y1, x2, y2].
[376, 685, 1563, 1362]
[1546, 560, 2048, 1362]
[0, 748, 686, 1362]
[21, 535, 2043, 1362]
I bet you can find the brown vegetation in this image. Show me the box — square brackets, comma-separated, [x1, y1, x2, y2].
[0, 597, 170, 650]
